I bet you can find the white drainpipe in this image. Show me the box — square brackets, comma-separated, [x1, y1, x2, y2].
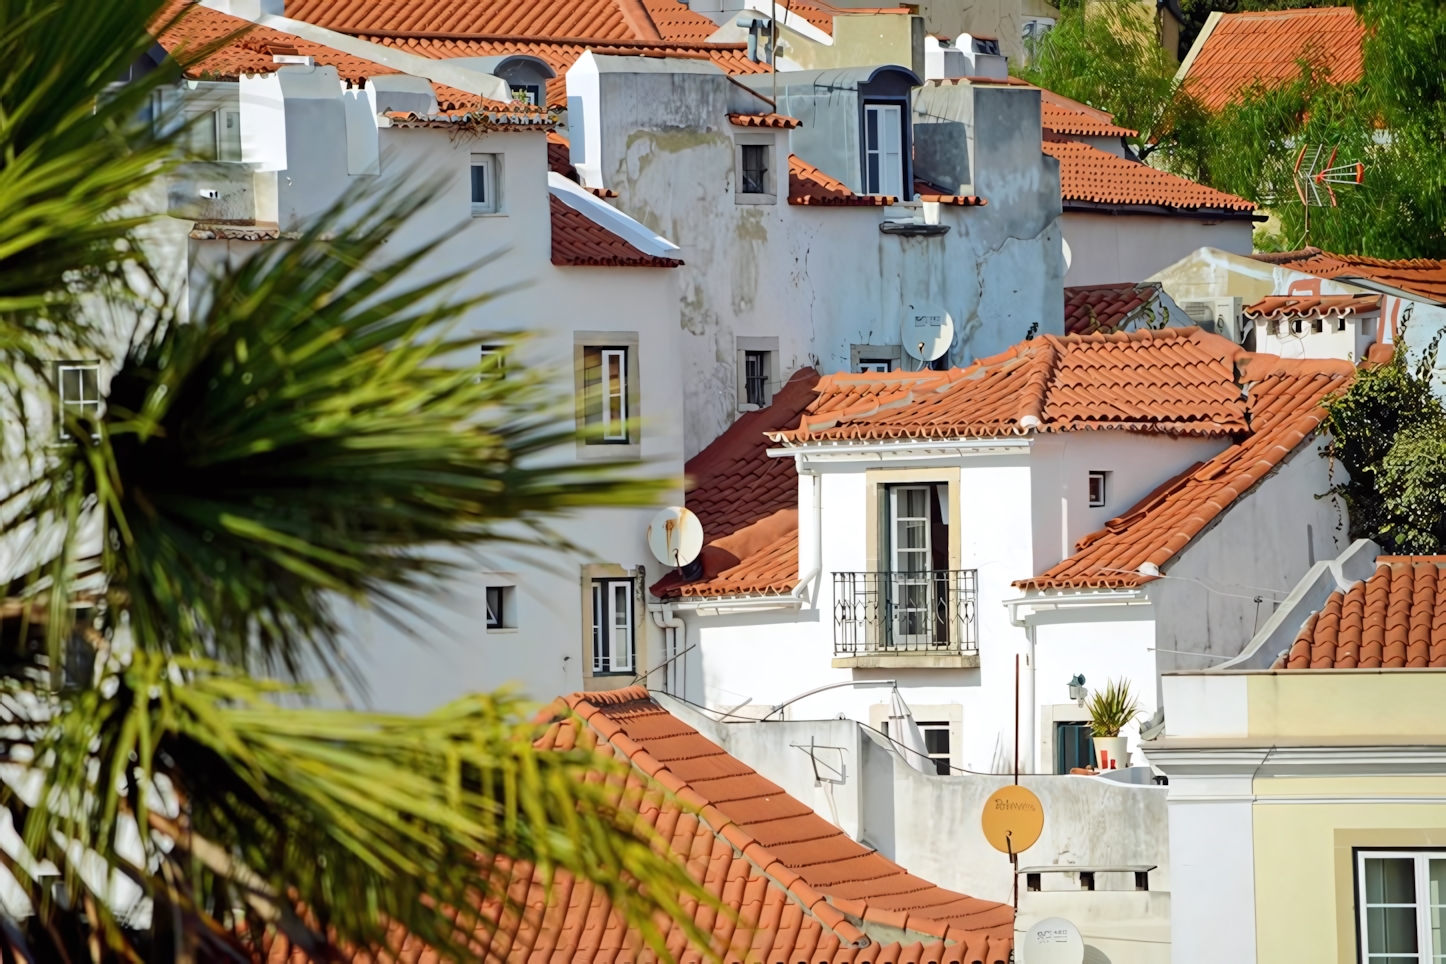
[649, 604, 686, 695]
[791, 469, 823, 603]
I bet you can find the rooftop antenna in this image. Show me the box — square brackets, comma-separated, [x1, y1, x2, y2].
[771, 0, 777, 106]
[1291, 143, 1365, 247]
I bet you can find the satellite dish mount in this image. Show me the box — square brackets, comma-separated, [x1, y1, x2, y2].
[648, 507, 705, 582]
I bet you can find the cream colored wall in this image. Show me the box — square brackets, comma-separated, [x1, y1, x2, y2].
[912, 0, 1059, 64]
[1252, 777, 1446, 964]
[787, 15, 919, 72]
[1246, 671, 1446, 739]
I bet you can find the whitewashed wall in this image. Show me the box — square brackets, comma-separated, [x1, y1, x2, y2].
[1062, 212, 1253, 288]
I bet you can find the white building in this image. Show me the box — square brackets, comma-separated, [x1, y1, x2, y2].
[156, 5, 690, 709]
[647, 326, 1355, 777]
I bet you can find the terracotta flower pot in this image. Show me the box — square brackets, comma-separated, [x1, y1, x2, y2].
[1094, 736, 1128, 770]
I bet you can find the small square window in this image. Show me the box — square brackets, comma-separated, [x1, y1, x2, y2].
[1311, 318, 1324, 333]
[470, 153, 501, 215]
[918, 721, 951, 775]
[741, 144, 769, 195]
[583, 346, 630, 443]
[858, 358, 894, 373]
[56, 362, 100, 441]
[479, 345, 505, 380]
[1088, 471, 1107, 508]
[485, 585, 515, 630]
[591, 578, 634, 673]
[510, 84, 540, 106]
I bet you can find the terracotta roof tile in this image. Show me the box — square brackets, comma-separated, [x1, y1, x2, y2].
[1064, 283, 1161, 335]
[1244, 293, 1381, 320]
[789, 155, 895, 206]
[1182, 7, 1366, 112]
[730, 113, 803, 128]
[1039, 90, 1137, 138]
[1251, 250, 1446, 304]
[350, 35, 766, 107]
[776, 328, 1253, 445]
[157, 2, 548, 124]
[287, 0, 689, 43]
[1275, 557, 1446, 669]
[250, 686, 1012, 964]
[653, 369, 820, 599]
[550, 195, 683, 267]
[1043, 138, 1257, 212]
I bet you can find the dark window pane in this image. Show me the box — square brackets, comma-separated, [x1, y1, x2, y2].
[1366, 906, 1419, 954]
[933, 758, 950, 775]
[741, 144, 768, 194]
[471, 164, 488, 203]
[923, 726, 949, 755]
[1367, 858, 1417, 905]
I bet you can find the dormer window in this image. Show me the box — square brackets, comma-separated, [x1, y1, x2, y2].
[864, 104, 903, 196]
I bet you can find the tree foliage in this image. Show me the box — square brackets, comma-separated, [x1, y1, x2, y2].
[0, 0, 711, 960]
[1017, 0, 1446, 258]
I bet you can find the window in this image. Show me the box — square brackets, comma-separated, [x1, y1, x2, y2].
[479, 345, 505, 379]
[470, 153, 501, 215]
[1055, 721, 1095, 773]
[591, 579, 634, 673]
[582, 346, 629, 442]
[1312, 317, 1324, 333]
[744, 350, 769, 407]
[741, 144, 769, 195]
[1088, 471, 1108, 508]
[917, 721, 951, 775]
[1356, 851, 1446, 963]
[510, 84, 540, 105]
[1292, 318, 1304, 334]
[863, 104, 903, 197]
[858, 358, 894, 373]
[186, 107, 241, 161]
[485, 585, 515, 630]
[1267, 319, 1280, 337]
[885, 484, 950, 646]
[56, 362, 100, 440]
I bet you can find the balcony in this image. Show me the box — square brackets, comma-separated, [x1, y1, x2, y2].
[832, 570, 979, 669]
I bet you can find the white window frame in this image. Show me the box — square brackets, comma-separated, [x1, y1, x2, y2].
[599, 348, 628, 441]
[470, 153, 502, 216]
[479, 345, 505, 380]
[1088, 471, 1108, 508]
[1356, 850, 1446, 963]
[591, 578, 634, 673]
[484, 585, 515, 631]
[864, 103, 903, 197]
[57, 362, 101, 441]
[917, 720, 952, 774]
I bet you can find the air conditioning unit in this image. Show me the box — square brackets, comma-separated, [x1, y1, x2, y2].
[1181, 297, 1244, 343]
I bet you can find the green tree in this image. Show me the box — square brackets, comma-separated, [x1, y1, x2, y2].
[0, 0, 710, 959]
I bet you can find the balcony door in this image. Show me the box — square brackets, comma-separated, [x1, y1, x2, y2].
[887, 484, 949, 647]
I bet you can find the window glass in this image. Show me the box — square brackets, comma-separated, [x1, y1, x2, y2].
[219, 109, 242, 161]
[1358, 852, 1446, 963]
[864, 104, 903, 196]
[583, 346, 629, 442]
[1088, 471, 1107, 508]
[470, 154, 500, 214]
[919, 721, 951, 775]
[741, 144, 769, 194]
[510, 85, 540, 105]
[485, 587, 504, 628]
[744, 350, 768, 406]
[591, 579, 634, 672]
[479, 345, 505, 380]
[858, 358, 893, 373]
[57, 363, 100, 440]
[1055, 722, 1095, 773]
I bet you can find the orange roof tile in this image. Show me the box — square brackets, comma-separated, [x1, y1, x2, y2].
[730, 113, 803, 129]
[286, 0, 706, 43]
[653, 370, 820, 599]
[1043, 138, 1257, 213]
[776, 328, 1255, 445]
[1244, 293, 1381, 320]
[1039, 90, 1137, 138]
[1020, 352, 1353, 590]
[641, 0, 722, 41]
[550, 195, 683, 267]
[1064, 283, 1161, 335]
[157, 2, 548, 124]
[789, 155, 895, 206]
[1275, 557, 1446, 669]
[1182, 6, 1366, 112]
[1253, 250, 1446, 304]
[253, 687, 1013, 964]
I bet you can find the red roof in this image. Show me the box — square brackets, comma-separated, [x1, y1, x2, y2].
[730, 113, 803, 129]
[775, 328, 1256, 445]
[1253, 250, 1446, 304]
[789, 155, 894, 206]
[1244, 293, 1381, 320]
[1181, 6, 1366, 112]
[1064, 283, 1161, 335]
[157, 2, 548, 124]
[285, 0, 719, 44]
[1039, 91, 1137, 138]
[252, 687, 1014, 964]
[1043, 138, 1257, 213]
[1275, 557, 1446, 669]
[550, 195, 683, 267]
[653, 370, 820, 599]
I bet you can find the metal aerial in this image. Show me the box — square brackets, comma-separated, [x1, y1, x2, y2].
[1291, 143, 1366, 245]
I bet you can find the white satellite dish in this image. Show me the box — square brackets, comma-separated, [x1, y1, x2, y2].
[902, 300, 954, 362]
[1023, 917, 1084, 964]
[647, 506, 704, 568]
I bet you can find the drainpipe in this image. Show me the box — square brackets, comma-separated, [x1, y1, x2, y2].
[649, 604, 686, 695]
[1008, 597, 1038, 774]
[791, 469, 823, 603]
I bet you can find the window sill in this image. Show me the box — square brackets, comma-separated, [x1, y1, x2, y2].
[832, 653, 980, 669]
[486, 626, 518, 634]
[471, 206, 507, 218]
[576, 441, 641, 461]
[735, 193, 777, 205]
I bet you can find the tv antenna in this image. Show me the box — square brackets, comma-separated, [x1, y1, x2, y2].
[1291, 144, 1365, 245]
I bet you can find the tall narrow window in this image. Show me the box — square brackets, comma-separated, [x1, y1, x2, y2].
[740, 144, 769, 195]
[864, 104, 903, 197]
[583, 346, 629, 442]
[1357, 851, 1446, 963]
[744, 350, 768, 407]
[57, 363, 100, 441]
[1088, 471, 1108, 508]
[918, 721, 951, 775]
[485, 586, 514, 629]
[591, 579, 634, 673]
[471, 153, 500, 215]
[218, 109, 242, 161]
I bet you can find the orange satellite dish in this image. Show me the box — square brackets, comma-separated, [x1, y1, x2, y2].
[981, 785, 1044, 855]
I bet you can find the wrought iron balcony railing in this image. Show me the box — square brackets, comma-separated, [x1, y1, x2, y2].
[833, 570, 979, 657]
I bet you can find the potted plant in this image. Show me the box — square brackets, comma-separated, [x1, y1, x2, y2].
[1086, 678, 1141, 770]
